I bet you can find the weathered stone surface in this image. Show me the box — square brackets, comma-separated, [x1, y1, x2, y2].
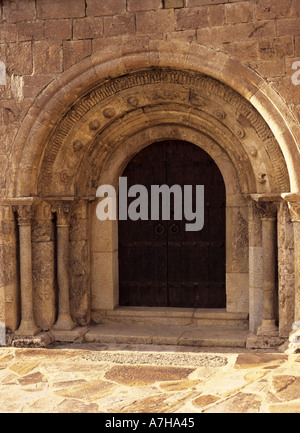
[272, 376, 300, 401]
[9, 362, 40, 376]
[204, 392, 262, 413]
[55, 380, 118, 402]
[193, 394, 220, 408]
[234, 353, 288, 369]
[105, 365, 195, 386]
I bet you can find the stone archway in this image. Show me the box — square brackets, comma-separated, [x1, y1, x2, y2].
[3, 39, 300, 348]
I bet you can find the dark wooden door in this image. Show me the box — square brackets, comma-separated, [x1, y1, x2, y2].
[118, 140, 226, 308]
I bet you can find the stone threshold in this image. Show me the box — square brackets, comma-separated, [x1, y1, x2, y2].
[99, 306, 249, 329]
[84, 323, 249, 348]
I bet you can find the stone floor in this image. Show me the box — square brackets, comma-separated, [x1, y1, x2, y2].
[0, 342, 300, 413]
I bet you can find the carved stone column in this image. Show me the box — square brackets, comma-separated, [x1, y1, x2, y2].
[0, 205, 18, 331]
[15, 205, 39, 336]
[248, 200, 263, 333]
[257, 202, 278, 335]
[282, 199, 300, 352]
[53, 202, 76, 331]
[32, 202, 55, 330]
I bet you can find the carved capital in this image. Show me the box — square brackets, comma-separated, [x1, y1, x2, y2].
[14, 205, 33, 226]
[253, 201, 278, 220]
[53, 202, 71, 226]
[287, 201, 300, 223]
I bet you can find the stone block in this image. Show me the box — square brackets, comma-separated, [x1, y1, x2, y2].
[0, 24, 18, 43]
[225, 2, 254, 24]
[90, 251, 118, 310]
[296, 36, 300, 56]
[36, 0, 85, 19]
[23, 75, 54, 99]
[277, 18, 300, 36]
[226, 272, 249, 313]
[164, 0, 184, 8]
[86, 0, 126, 16]
[73, 17, 104, 39]
[17, 21, 44, 42]
[6, 42, 32, 75]
[175, 7, 209, 30]
[222, 40, 258, 61]
[63, 40, 92, 71]
[3, 0, 36, 22]
[258, 36, 294, 60]
[127, 0, 162, 11]
[250, 59, 285, 78]
[197, 21, 275, 45]
[104, 14, 136, 37]
[256, 0, 293, 20]
[136, 10, 174, 33]
[187, 0, 228, 6]
[44, 19, 73, 40]
[209, 4, 225, 26]
[33, 41, 63, 74]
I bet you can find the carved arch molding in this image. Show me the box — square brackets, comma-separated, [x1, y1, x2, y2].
[36, 68, 290, 198]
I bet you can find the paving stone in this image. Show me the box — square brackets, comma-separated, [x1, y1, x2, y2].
[55, 398, 100, 413]
[119, 391, 198, 413]
[269, 402, 300, 413]
[104, 365, 195, 386]
[9, 362, 40, 376]
[204, 392, 262, 413]
[192, 394, 220, 408]
[17, 371, 47, 386]
[55, 379, 118, 402]
[234, 353, 288, 369]
[272, 376, 300, 401]
[159, 379, 200, 391]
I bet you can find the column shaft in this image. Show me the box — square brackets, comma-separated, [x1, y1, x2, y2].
[15, 206, 39, 336]
[257, 202, 278, 335]
[53, 203, 76, 331]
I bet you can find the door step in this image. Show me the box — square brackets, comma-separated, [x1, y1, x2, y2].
[99, 307, 249, 329]
[84, 323, 249, 348]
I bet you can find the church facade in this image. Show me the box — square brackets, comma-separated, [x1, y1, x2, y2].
[1, 0, 300, 351]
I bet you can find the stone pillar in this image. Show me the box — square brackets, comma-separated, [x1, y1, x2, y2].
[277, 201, 294, 338]
[0, 205, 18, 331]
[248, 200, 263, 333]
[283, 200, 300, 352]
[32, 202, 55, 330]
[53, 203, 76, 331]
[287, 202, 300, 324]
[69, 200, 91, 326]
[15, 205, 39, 336]
[257, 202, 278, 335]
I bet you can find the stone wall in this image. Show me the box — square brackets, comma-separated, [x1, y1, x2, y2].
[0, 0, 299, 200]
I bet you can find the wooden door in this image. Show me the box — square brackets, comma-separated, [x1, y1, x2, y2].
[118, 140, 226, 308]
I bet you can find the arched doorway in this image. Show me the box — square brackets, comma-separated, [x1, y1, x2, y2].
[118, 140, 226, 308]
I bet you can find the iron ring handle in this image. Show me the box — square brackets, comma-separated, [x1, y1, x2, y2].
[169, 223, 179, 234]
[155, 223, 165, 235]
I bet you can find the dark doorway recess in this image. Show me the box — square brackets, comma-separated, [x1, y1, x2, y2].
[118, 140, 226, 308]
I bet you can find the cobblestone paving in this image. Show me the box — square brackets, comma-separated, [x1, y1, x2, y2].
[0, 343, 299, 413]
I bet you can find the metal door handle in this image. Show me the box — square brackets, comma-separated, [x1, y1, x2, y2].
[169, 223, 179, 234]
[155, 223, 165, 235]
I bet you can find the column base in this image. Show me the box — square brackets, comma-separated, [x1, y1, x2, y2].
[53, 314, 76, 331]
[246, 332, 284, 349]
[257, 319, 278, 336]
[15, 320, 40, 336]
